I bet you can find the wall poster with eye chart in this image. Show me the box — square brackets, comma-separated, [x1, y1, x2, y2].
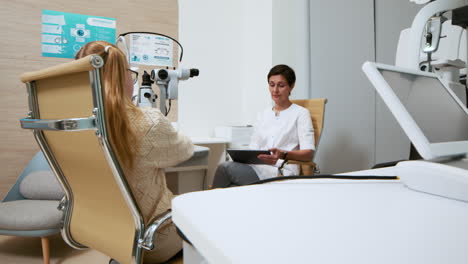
[129, 33, 174, 67]
[41, 9, 116, 58]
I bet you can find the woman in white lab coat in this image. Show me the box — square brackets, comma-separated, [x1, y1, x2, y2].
[75, 41, 194, 263]
[212, 64, 315, 187]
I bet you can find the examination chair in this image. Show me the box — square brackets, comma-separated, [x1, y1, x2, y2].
[19, 55, 174, 264]
[0, 151, 63, 264]
[285, 98, 327, 175]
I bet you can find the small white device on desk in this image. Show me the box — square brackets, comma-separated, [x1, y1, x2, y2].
[396, 159, 468, 202]
[214, 126, 254, 149]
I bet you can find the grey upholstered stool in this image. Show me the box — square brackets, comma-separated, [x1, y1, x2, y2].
[0, 152, 64, 264]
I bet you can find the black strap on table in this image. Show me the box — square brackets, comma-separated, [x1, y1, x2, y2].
[250, 174, 398, 185]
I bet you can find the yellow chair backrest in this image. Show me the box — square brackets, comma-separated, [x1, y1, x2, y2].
[291, 98, 328, 175]
[292, 98, 327, 150]
[20, 56, 143, 264]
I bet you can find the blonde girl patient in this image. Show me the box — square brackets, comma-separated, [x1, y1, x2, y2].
[75, 41, 194, 263]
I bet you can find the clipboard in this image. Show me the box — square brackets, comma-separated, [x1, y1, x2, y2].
[227, 149, 271, 164]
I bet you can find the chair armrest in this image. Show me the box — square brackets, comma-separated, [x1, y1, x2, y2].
[287, 160, 317, 167]
[287, 160, 320, 175]
[20, 117, 96, 131]
[138, 210, 172, 251]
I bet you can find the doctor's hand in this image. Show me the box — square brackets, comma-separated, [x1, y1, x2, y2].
[257, 153, 277, 165]
[257, 148, 283, 165]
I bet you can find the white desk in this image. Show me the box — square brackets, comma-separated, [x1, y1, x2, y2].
[165, 137, 229, 193]
[191, 137, 229, 189]
[165, 145, 210, 194]
[172, 167, 468, 264]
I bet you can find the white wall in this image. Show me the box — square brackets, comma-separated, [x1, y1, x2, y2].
[374, 0, 421, 164]
[308, 0, 376, 173]
[272, 0, 310, 99]
[178, 0, 272, 137]
[239, 1, 273, 126]
[179, 0, 424, 174]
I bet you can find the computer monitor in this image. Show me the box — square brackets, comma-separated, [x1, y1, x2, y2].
[363, 62, 468, 160]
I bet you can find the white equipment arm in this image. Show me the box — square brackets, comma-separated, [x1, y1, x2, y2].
[406, 0, 468, 69]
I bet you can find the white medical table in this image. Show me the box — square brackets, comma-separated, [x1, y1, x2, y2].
[172, 165, 468, 264]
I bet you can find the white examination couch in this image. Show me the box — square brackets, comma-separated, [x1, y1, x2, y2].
[172, 164, 468, 264]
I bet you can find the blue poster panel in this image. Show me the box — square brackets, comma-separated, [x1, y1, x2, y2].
[42, 10, 116, 58]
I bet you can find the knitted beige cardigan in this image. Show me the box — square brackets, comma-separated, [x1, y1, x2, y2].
[126, 107, 194, 263]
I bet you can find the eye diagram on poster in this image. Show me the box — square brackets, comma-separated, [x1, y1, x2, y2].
[129, 33, 174, 67]
[42, 10, 116, 58]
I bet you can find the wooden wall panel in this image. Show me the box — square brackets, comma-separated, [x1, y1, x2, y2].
[0, 0, 178, 198]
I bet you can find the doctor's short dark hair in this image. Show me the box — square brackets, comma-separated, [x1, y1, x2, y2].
[267, 64, 296, 87]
